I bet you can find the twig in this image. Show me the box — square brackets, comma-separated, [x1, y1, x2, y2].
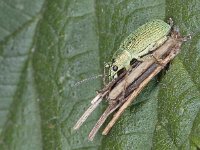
[88, 102, 121, 141]
[73, 92, 108, 130]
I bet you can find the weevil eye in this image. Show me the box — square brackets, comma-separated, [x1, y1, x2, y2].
[112, 65, 118, 72]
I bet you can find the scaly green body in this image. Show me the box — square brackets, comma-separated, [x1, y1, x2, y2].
[110, 19, 171, 78]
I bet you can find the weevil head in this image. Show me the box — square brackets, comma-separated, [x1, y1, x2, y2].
[109, 49, 132, 79]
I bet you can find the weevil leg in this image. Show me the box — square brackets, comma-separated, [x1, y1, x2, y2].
[171, 26, 192, 42]
[171, 25, 181, 39]
[130, 58, 142, 69]
[168, 17, 174, 27]
[181, 34, 192, 42]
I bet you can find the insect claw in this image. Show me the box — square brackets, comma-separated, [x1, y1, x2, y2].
[184, 34, 192, 41]
[178, 34, 192, 42]
[168, 17, 174, 27]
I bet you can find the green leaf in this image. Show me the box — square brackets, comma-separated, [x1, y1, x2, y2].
[0, 0, 200, 150]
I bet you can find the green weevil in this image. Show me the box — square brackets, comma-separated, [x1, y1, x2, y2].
[110, 19, 172, 79]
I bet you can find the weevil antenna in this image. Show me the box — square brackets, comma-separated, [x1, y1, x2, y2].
[73, 61, 113, 87]
[73, 74, 109, 87]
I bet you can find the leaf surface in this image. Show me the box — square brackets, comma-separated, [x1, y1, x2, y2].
[0, 0, 200, 150]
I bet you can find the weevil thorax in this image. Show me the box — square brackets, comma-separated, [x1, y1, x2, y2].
[110, 49, 132, 78]
[109, 19, 171, 79]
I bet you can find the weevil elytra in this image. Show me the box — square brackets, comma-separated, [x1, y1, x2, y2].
[110, 19, 172, 78]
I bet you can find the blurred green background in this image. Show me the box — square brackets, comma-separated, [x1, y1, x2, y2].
[0, 0, 200, 149]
